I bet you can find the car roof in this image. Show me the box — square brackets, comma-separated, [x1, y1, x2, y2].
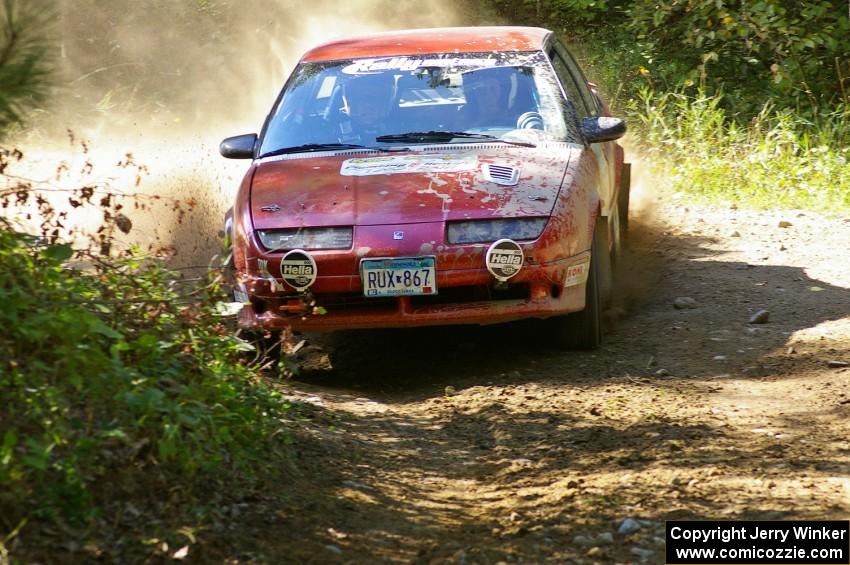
[301, 26, 552, 63]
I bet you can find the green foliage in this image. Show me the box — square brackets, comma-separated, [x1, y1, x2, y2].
[565, 27, 648, 113]
[479, 0, 850, 211]
[627, 0, 850, 116]
[0, 0, 54, 134]
[484, 0, 624, 25]
[548, 0, 613, 22]
[632, 89, 850, 211]
[484, 0, 850, 118]
[0, 221, 291, 525]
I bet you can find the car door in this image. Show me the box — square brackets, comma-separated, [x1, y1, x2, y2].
[547, 42, 617, 222]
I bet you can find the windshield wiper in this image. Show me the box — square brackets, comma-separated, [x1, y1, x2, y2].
[259, 143, 399, 158]
[375, 131, 535, 147]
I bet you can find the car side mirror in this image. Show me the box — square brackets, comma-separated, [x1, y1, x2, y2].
[581, 116, 626, 143]
[220, 133, 257, 159]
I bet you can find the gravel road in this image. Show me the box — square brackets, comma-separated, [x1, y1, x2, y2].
[199, 191, 850, 563]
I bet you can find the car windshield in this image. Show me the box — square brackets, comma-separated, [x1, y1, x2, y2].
[258, 51, 580, 157]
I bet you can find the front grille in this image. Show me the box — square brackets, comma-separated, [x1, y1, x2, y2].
[255, 293, 397, 314]
[410, 283, 529, 307]
[270, 284, 531, 315]
[318, 293, 397, 312]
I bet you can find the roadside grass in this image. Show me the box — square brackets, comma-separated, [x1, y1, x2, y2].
[567, 29, 850, 215]
[0, 151, 294, 559]
[630, 90, 850, 213]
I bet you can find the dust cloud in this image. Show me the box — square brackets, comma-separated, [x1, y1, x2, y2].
[5, 0, 485, 266]
[606, 142, 667, 325]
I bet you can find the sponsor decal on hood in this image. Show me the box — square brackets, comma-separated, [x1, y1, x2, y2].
[340, 154, 478, 177]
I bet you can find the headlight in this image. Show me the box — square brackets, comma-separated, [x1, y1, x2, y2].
[256, 227, 352, 250]
[447, 218, 547, 245]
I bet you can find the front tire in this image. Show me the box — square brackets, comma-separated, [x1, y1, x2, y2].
[596, 217, 613, 308]
[548, 229, 602, 350]
[238, 328, 282, 367]
[618, 162, 631, 237]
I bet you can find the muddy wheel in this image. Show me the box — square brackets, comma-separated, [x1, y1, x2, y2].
[596, 217, 613, 308]
[618, 162, 631, 236]
[548, 230, 602, 350]
[239, 329, 282, 367]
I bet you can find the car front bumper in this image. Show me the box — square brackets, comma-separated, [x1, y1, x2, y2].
[236, 252, 590, 331]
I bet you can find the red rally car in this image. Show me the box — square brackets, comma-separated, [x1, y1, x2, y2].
[220, 26, 630, 349]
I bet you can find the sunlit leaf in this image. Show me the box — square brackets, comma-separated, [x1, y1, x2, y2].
[42, 244, 73, 262]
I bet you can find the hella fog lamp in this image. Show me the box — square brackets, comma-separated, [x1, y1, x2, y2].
[279, 249, 317, 291]
[485, 239, 524, 281]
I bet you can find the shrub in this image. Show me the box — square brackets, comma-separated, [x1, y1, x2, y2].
[0, 151, 291, 543]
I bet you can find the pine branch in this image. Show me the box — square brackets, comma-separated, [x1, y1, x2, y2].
[0, 13, 17, 69]
[0, 0, 54, 134]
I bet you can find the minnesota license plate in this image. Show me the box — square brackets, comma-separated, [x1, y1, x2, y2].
[360, 256, 437, 297]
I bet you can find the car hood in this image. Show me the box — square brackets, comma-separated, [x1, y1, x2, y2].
[249, 145, 578, 229]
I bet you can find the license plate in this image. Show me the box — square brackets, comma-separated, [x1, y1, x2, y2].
[360, 256, 437, 297]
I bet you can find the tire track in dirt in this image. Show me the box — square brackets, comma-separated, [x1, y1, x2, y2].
[204, 198, 850, 563]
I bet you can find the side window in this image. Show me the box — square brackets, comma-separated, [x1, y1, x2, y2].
[548, 51, 590, 119]
[554, 42, 598, 116]
[590, 90, 604, 115]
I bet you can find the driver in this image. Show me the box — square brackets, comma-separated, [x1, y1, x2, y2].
[459, 67, 514, 130]
[339, 75, 395, 143]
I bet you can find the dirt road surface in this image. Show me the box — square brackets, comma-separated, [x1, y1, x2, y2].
[200, 194, 850, 564]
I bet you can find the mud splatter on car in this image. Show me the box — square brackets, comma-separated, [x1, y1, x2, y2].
[221, 27, 629, 349]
